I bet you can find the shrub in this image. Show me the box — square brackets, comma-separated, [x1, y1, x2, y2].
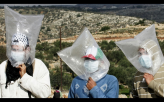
[119, 85, 124, 89]
[47, 26, 51, 31]
[100, 26, 110, 31]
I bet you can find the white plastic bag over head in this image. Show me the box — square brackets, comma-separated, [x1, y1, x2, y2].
[57, 27, 110, 82]
[115, 24, 164, 76]
[4, 5, 44, 67]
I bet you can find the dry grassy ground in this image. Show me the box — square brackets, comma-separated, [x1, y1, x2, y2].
[41, 24, 164, 44]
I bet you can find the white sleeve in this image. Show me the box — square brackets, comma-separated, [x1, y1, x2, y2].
[19, 60, 51, 98]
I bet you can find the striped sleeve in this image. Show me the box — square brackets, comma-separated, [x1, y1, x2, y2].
[148, 80, 164, 97]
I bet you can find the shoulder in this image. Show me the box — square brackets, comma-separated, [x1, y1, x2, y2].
[33, 58, 49, 72]
[71, 76, 84, 84]
[105, 74, 118, 81]
[72, 76, 81, 81]
[34, 58, 44, 64]
[33, 58, 46, 67]
[0, 60, 8, 71]
[0, 60, 7, 66]
[0, 60, 8, 77]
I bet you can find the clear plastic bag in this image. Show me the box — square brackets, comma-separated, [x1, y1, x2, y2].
[57, 27, 110, 82]
[115, 24, 164, 76]
[4, 5, 44, 67]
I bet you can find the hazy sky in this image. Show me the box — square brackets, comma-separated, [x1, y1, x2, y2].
[0, 4, 77, 7]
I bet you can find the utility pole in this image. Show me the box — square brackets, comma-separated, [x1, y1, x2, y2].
[59, 26, 62, 92]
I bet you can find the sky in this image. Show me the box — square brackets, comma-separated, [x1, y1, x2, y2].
[0, 4, 77, 7]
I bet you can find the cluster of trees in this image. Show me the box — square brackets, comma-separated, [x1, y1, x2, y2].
[135, 19, 146, 26]
[35, 41, 74, 90]
[2, 39, 164, 91]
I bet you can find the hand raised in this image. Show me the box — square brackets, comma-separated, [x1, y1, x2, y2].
[86, 77, 96, 90]
[16, 64, 26, 78]
[143, 73, 154, 85]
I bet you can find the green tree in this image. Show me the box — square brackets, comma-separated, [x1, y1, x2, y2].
[1, 38, 4, 41]
[50, 66, 73, 90]
[41, 42, 49, 51]
[100, 26, 110, 31]
[118, 57, 133, 68]
[49, 67, 61, 88]
[35, 52, 44, 60]
[99, 40, 108, 52]
[63, 62, 76, 78]
[36, 43, 43, 51]
[46, 53, 54, 60]
[62, 73, 73, 90]
[0, 46, 7, 64]
[108, 41, 116, 49]
[106, 50, 124, 64]
[47, 26, 51, 31]
[41, 27, 45, 29]
[37, 39, 40, 42]
[76, 13, 81, 17]
[19, 11, 23, 14]
[54, 40, 60, 47]
[135, 19, 146, 26]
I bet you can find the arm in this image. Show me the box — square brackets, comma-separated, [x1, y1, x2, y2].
[148, 80, 164, 97]
[68, 81, 75, 98]
[144, 73, 164, 97]
[19, 60, 51, 98]
[89, 78, 119, 98]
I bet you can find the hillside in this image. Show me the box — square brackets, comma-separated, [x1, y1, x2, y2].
[76, 4, 164, 23]
[1, 6, 164, 98]
[43, 23, 164, 43]
[0, 6, 158, 46]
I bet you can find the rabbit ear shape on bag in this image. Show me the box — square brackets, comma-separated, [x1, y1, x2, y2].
[57, 27, 110, 82]
[115, 24, 164, 76]
[4, 5, 44, 67]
